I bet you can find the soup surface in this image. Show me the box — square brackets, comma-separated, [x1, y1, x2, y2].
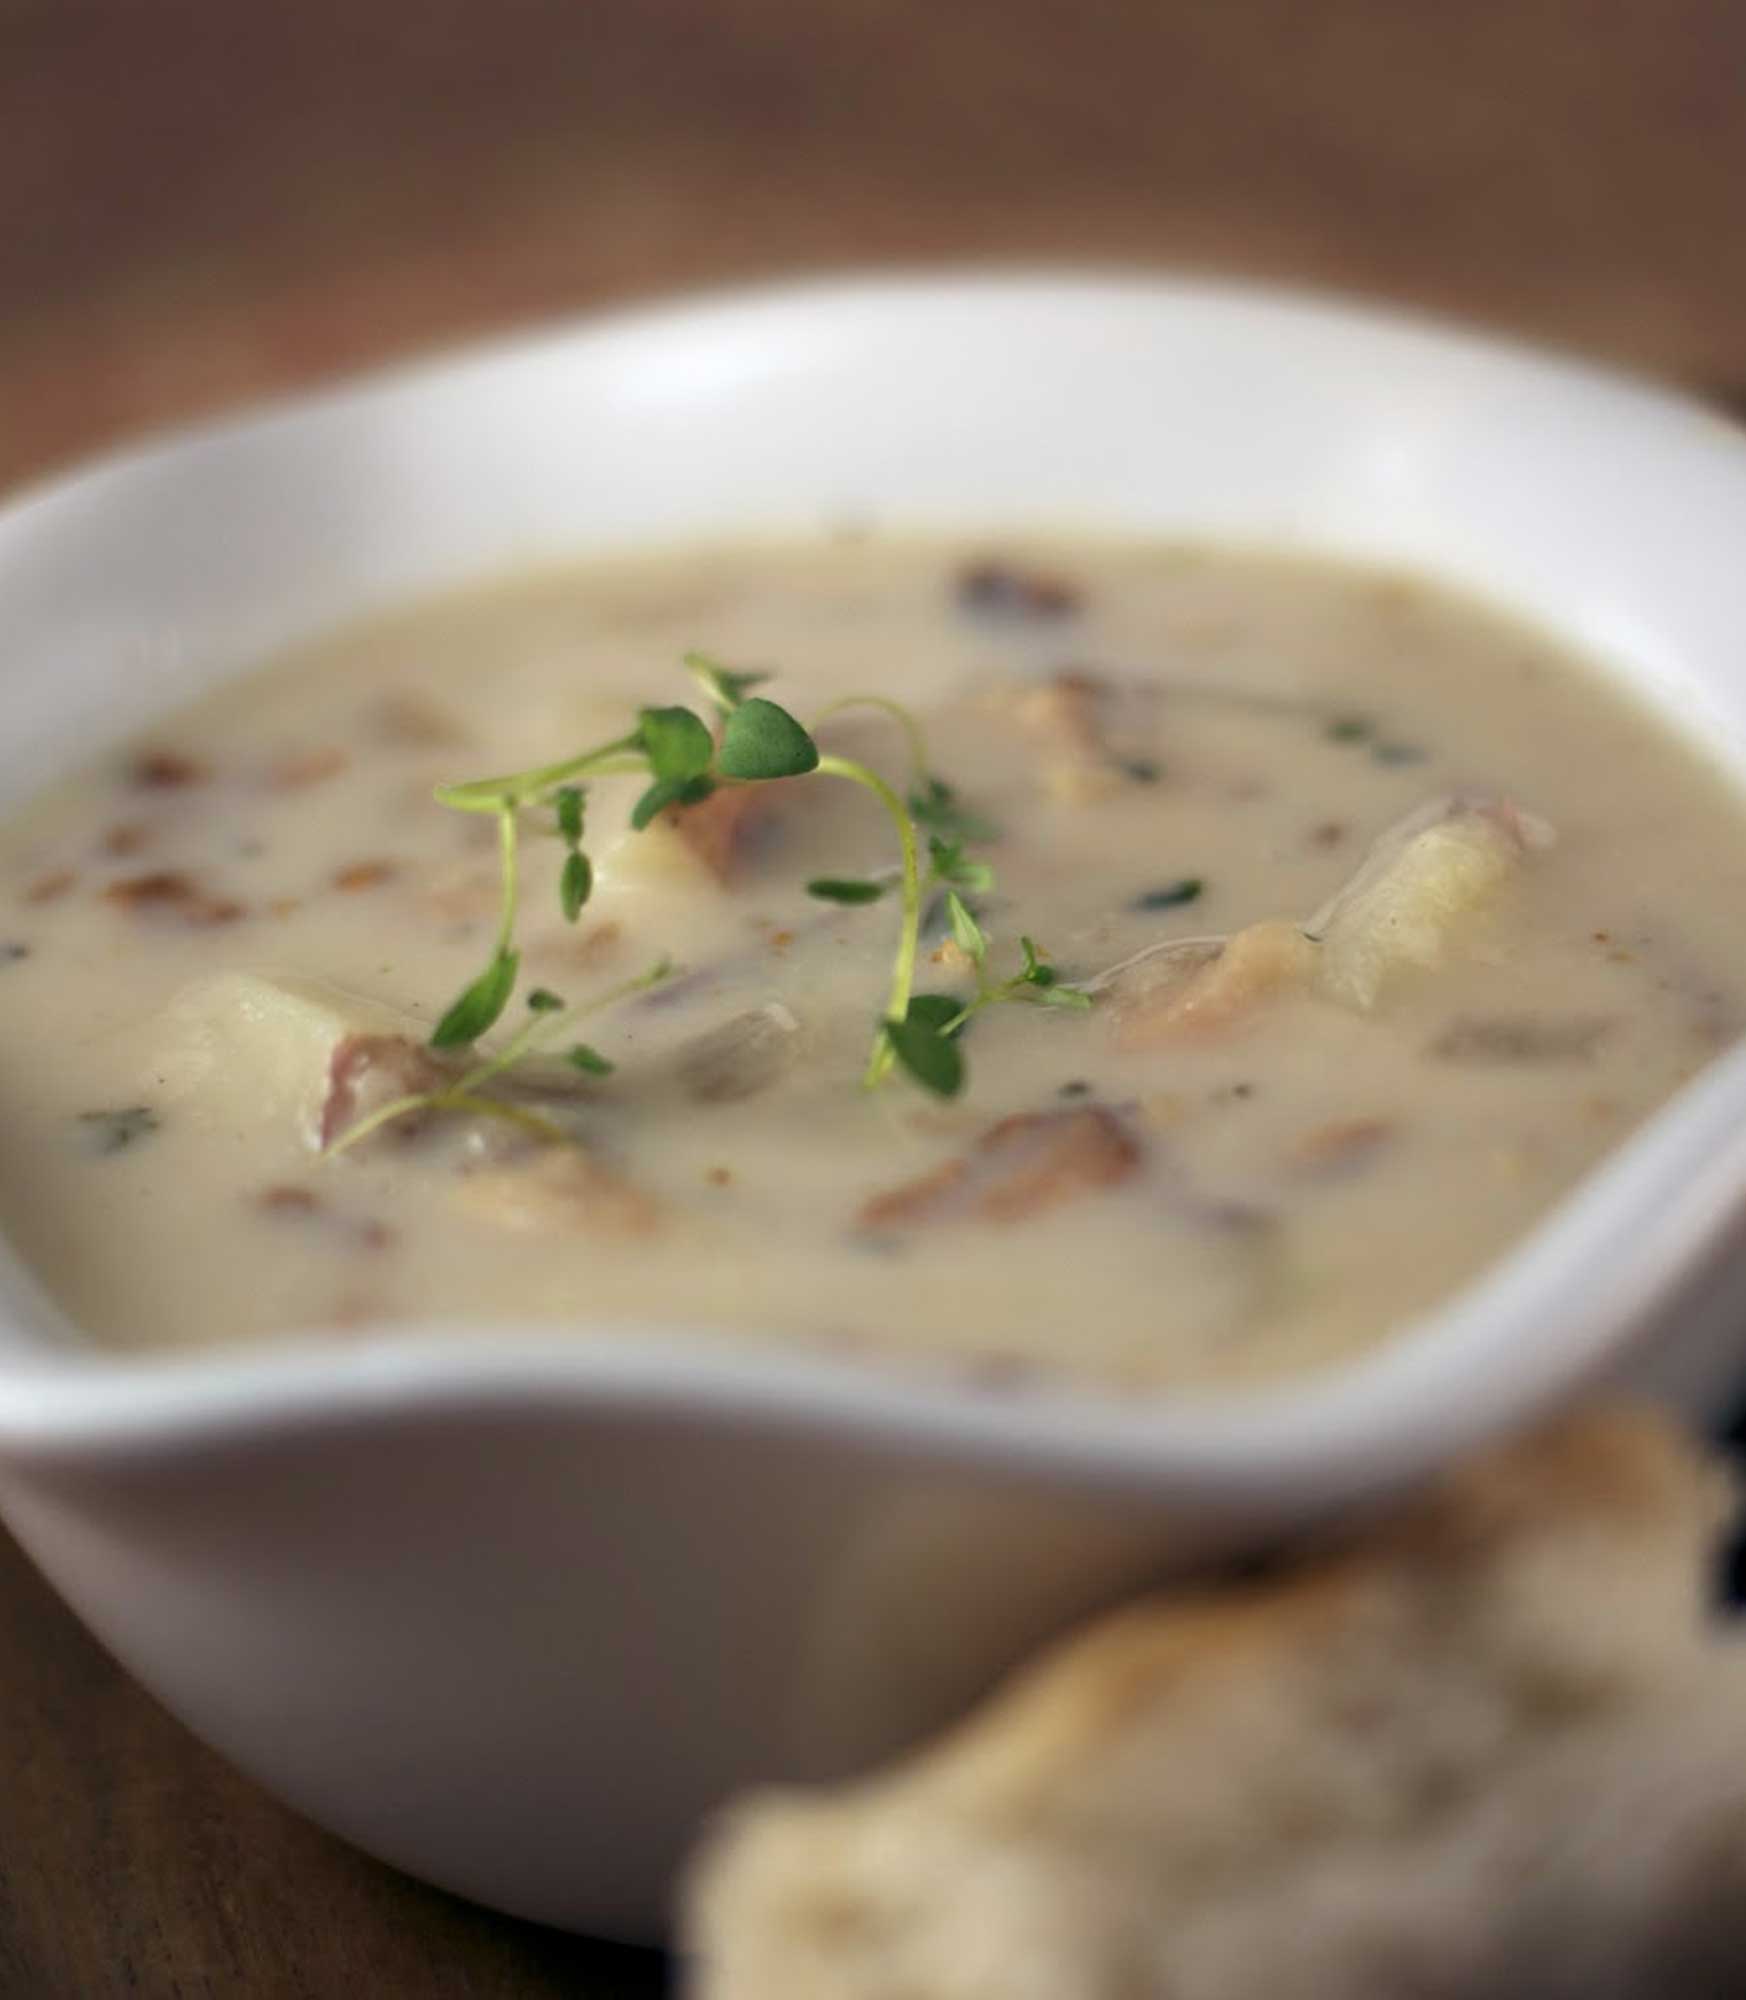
[2, 540, 1744, 1389]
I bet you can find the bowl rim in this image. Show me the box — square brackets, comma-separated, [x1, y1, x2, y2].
[5, 263, 1746, 1496]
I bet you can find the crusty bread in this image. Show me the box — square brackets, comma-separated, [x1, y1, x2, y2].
[683, 1407, 1746, 2000]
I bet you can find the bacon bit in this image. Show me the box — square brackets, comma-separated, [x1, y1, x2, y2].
[706, 1165, 733, 1187]
[332, 859, 397, 892]
[258, 1184, 321, 1214]
[269, 745, 349, 791]
[319, 1034, 452, 1151]
[1115, 921, 1314, 1050]
[1289, 1118, 1394, 1177]
[357, 1218, 397, 1252]
[1308, 821, 1347, 849]
[859, 1105, 1140, 1231]
[132, 749, 206, 788]
[372, 692, 470, 748]
[957, 559, 1082, 620]
[102, 822, 150, 858]
[453, 1147, 660, 1237]
[668, 783, 773, 884]
[768, 929, 795, 953]
[102, 871, 245, 927]
[23, 868, 77, 905]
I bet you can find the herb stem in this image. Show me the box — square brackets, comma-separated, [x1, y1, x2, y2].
[816, 752, 921, 1084]
[435, 732, 645, 813]
[493, 802, 520, 960]
[810, 695, 931, 782]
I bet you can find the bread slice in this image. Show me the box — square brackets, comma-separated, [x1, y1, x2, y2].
[684, 1408, 1746, 2000]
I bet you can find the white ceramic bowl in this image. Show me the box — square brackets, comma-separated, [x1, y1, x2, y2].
[5, 273, 1746, 1940]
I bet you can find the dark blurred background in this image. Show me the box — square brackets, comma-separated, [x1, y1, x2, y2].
[6, 0, 1746, 496]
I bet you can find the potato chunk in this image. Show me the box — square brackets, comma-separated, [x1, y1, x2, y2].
[1113, 922, 1316, 1049]
[1309, 796, 1550, 1011]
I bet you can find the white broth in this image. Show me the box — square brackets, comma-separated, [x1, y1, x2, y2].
[2, 539, 1743, 1390]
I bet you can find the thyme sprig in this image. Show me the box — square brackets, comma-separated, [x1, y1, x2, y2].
[416, 653, 1085, 1106]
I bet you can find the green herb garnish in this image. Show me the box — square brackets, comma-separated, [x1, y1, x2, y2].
[1327, 716, 1371, 743]
[1132, 878, 1204, 913]
[78, 1105, 160, 1155]
[411, 658, 1088, 1116]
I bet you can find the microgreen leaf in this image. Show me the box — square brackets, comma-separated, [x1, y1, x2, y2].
[683, 651, 770, 715]
[567, 1044, 615, 1076]
[637, 705, 715, 783]
[807, 877, 890, 905]
[1018, 935, 1055, 985]
[884, 1005, 965, 1097]
[1133, 877, 1203, 912]
[560, 849, 593, 922]
[555, 785, 584, 847]
[717, 698, 820, 781]
[945, 890, 987, 965]
[526, 987, 565, 1013]
[909, 778, 999, 844]
[631, 771, 717, 831]
[1029, 982, 1093, 1011]
[431, 947, 520, 1048]
[905, 993, 967, 1038]
[926, 834, 995, 894]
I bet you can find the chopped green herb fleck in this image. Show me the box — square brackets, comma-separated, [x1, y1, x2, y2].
[1327, 716, 1371, 743]
[567, 1044, 615, 1076]
[0, 942, 27, 965]
[1133, 878, 1204, 912]
[526, 988, 565, 1013]
[1372, 741, 1428, 766]
[806, 877, 889, 905]
[78, 1106, 160, 1155]
[1120, 757, 1162, 784]
[1058, 1079, 1092, 1098]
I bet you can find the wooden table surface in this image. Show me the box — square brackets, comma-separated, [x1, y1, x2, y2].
[5, 3, 1746, 1992]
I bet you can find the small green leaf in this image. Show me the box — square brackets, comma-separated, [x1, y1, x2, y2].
[431, 948, 520, 1048]
[526, 987, 565, 1013]
[926, 834, 995, 893]
[884, 1010, 965, 1097]
[567, 1043, 615, 1076]
[637, 705, 715, 783]
[717, 698, 820, 781]
[806, 877, 889, 905]
[1031, 982, 1093, 1012]
[684, 651, 770, 714]
[1132, 878, 1203, 912]
[945, 890, 987, 965]
[905, 993, 967, 1039]
[909, 778, 999, 844]
[555, 786, 584, 847]
[631, 772, 716, 831]
[560, 850, 593, 922]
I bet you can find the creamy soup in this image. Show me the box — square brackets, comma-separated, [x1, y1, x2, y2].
[2, 540, 1744, 1389]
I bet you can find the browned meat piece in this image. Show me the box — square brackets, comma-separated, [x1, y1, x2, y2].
[956, 558, 1082, 620]
[668, 784, 775, 884]
[130, 748, 207, 788]
[102, 870, 245, 926]
[859, 1105, 1141, 1231]
[319, 1034, 453, 1150]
